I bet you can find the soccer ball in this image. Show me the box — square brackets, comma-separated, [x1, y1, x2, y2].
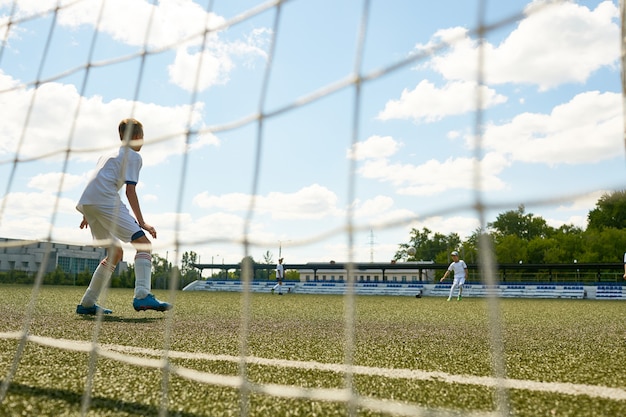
[407, 247, 416, 256]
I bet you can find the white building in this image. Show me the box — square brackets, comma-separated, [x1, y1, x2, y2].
[298, 261, 435, 283]
[0, 237, 116, 275]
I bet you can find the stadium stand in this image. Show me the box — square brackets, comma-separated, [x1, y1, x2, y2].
[182, 280, 590, 299]
[595, 285, 626, 300]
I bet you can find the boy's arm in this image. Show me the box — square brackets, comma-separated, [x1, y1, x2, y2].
[125, 183, 157, 238]
[440, 270, 449, 282]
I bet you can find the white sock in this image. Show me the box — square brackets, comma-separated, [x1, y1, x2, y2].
[80, 260, 116, 307]
[448, 284, 456, 299]
[273, 284, 279, 290]
[134, 252, 152, 299]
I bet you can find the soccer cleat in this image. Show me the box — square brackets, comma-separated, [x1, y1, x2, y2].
[271, 288, 274, 294]
[133, 294, 172, 312]
[279, 292, 283, 295]
[457, 295, 462, 301]
[446, 297, 451, 301]
[76, 304, 112, 315]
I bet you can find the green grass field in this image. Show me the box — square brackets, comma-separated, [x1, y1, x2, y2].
[0, 285, 625, 416]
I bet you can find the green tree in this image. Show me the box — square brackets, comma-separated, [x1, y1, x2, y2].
[461, 228, 485, 264]
[113, 264, 135, 288]
[579, 228, 626, 263]
[181, 251, 198, 276]
[152, 253, 172, 290]
[262, 250, 274, 280]
[587, 190, 626, 230]
[397, 227, 456, 261]
[527, 237, 559, 263]
[494, 235, 527, 264]
[552, 224, 585, 263]
[180, 251, 200, 288]
[489, 205, 553, 241]
[44, 266, 67, 285]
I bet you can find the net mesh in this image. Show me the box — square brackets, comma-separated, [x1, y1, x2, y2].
[0, 1, 623, 416]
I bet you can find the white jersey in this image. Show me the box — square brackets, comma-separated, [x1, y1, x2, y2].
[447, 260, 467, 279]
[78, 147, 142, 208]
[276, 263, 284, 279]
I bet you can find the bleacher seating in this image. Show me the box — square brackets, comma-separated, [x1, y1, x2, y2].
[596, 285, 626, 300]
[183, 280, 593, 299]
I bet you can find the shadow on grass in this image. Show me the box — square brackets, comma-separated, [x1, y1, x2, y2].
[76, 315, 164, 323]
[1, 380, 203, 417]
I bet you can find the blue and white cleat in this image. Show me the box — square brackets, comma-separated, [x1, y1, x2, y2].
[76, 304, 112, 315]
[133, 294, 172, 312]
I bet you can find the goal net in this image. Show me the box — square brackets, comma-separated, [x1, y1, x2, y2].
[0, 0, 623, 416]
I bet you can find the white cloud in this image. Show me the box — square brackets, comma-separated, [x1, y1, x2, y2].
[556, 190, 607, 212]
[193, 184, 342, 220]
[377, 80, 507, 123]
[409, 215, 481, 240]
[352, 195, 395, 218]
[480, 91, 622, 165]
[347, 135, 400, 160]
[419, 1, 619, 90]
[8, 0, 267, 92]
[357, 152, 510, 196]
[0, 75, 210, 165]
[0, 191, 79, 241]
[28, 172, 85, 193]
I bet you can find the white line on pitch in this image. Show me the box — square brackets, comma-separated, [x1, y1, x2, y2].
[1, 332, 624, 402]
[104, 341, 626, 402]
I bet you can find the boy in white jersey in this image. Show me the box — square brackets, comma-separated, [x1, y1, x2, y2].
[439, 251, 468, 301]
[272, 258, 284, 295]
[75, 118, 171, 315]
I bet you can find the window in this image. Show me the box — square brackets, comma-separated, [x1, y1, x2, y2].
[58, 256, 100, 274]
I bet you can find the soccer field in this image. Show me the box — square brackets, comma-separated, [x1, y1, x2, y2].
[0, 286, 625, 416]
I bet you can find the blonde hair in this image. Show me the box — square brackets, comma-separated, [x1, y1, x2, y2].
[118, 118, 143, 141]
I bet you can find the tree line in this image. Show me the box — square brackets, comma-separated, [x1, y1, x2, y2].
[394, 190, 626, 265]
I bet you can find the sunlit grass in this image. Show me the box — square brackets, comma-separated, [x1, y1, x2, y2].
[0, 285, 625, 416]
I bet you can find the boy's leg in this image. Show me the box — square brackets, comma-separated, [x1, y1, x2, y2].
[131, 235, 153, 299]
[447, 283, 456, 301]
[131, 235, 172, 311]
[80, 249, 121, 307]
[76, 205, 121, 314]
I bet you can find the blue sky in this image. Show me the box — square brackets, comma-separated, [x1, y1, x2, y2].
[0, 0, 623, 270]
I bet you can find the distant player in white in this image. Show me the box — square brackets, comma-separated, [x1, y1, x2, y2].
[440, 251, 468, 301]
[272, 258, 284, 295]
